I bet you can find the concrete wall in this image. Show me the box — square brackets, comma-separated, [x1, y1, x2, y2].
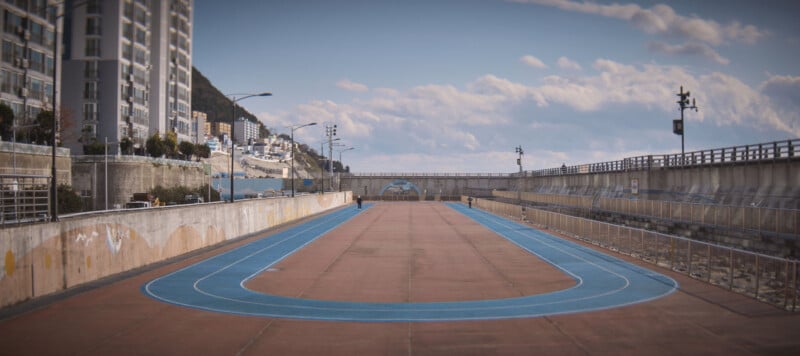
[0, 142, 71, 184]
[343, 176, 512, 199]
[521, 160, 800, 209]
[344, 158, 799, 209]
[0, 191, 352, 308]
[71, 156, 207, 210]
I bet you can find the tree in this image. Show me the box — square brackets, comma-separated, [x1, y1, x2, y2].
[119, 137, 133, 155]
[30, 110, 55, 145]
[0, 103, 14, 141]
[178, 140, 195, 160]
[146, 132, 165, 158]
[57, 184, 84, 214]
[195, 143, 211, 159]
[164, 130, 178, 158]
[83, 139, 105, 155]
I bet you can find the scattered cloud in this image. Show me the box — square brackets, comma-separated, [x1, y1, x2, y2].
[647, 41, 729, 65]
[520, 54, 548, 69]
[510, 0, 767, 46]
[557, 56, 582, 70]
[259, 59, 799, 172]
[336, 79, 369, 92]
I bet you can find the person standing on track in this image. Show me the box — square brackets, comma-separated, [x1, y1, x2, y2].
[357, 195, 363, 209]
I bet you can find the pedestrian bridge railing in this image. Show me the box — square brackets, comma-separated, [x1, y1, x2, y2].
[522, 139, 798, 177]
[470, 197, 799, 311]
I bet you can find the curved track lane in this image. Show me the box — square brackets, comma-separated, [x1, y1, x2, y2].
[143, 203, 677, 322]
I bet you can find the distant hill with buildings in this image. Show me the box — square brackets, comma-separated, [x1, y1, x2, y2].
[191, 67, 269, 138]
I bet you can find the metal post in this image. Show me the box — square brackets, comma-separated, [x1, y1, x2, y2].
[230, 100, 235, 202]
[291, 126, 295, 197]
[104, 136, 108, 210]
[50, 4, 60, 221]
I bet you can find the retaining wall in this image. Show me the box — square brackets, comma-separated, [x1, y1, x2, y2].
[0, 191, 352, 308]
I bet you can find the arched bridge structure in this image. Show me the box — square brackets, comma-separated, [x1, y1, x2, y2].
[341, 173, 513, 200]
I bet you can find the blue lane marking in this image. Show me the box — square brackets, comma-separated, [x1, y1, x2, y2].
[142, 203, 678, 322]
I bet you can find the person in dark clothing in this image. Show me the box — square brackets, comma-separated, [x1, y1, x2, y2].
[357, 195, 363, 209]
[467, 196, 473, 208]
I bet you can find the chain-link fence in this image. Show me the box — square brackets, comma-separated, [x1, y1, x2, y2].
[468, 197, 799, 311]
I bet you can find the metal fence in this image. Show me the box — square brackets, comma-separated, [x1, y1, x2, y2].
[470, 197, 799, 311]
[1, 174, 51, 226]
[523, 139, 798, 177]
[492, 190, 800, 239]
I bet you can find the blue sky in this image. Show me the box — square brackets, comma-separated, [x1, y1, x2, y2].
[193, 0, 800, 173]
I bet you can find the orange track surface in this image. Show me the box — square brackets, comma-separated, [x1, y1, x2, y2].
[1, 202, 799, 355]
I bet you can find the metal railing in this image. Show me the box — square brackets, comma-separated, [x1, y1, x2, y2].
[492, 190, 800, 239]
[470, 197, 799, 311]
[347, 172, 512, 178]
[1, 174, 51, 226]
[524, 139, 799, 177]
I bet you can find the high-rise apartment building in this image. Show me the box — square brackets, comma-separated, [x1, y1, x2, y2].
[0, 1, 58, 135]
[61, 0, 192, 155]
[233, 117, 258, 145]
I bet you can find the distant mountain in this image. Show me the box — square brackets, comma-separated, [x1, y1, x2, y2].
[191, 66, 269, 137]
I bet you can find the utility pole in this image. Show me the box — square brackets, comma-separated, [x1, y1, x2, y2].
[674, 86, 698, 164]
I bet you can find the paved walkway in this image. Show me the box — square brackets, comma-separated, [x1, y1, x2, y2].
[1, 202, 799, 355]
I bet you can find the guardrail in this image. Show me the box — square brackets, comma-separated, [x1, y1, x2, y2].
[1, 174, 51, 226]
[471, 197, 799, 311]
[492, 190, 800, 239]
[524, 139, 799, 177]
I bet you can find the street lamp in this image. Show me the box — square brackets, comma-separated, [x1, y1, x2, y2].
[337, 147, 354, 191]
[288, 122, 317, 197]
[226, 92, 271, 202]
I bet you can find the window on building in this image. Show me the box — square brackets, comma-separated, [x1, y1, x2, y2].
[86, 0, 102, 15]
[85, 60, 98, 78]
[86, 17, 101, 36]
[84, 81, 97, 100]
[122, 22, 132, 40]
[83, 102, 97, 122]
[85, 38, 101, 57]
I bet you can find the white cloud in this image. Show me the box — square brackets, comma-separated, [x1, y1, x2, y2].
[511, 0, 768, 45]
[557, 56, 582, 70]
[336, 79, 369, 92]
[258, 62, 799, 173]
[520, 55, 548, 69]
[647, 41, 730, 65]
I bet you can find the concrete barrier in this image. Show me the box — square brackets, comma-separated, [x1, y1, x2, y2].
[0, 192, 352, 308]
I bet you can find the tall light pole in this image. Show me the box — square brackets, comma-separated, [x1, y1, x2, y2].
[337, 147, 354, 191]
[674, 86, 698, 164]
[226, 92, 271, 202]
[289, 122, 316, 197]
[515, 145, 524, 207]
[49, 0, 88, 221]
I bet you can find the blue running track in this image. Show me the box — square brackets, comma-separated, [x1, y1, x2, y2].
[142, 203, 678, 322]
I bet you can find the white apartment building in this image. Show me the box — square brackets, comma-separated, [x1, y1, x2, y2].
[61, 0, 192, 154]
[233, 117, 258, 145]
[0, 1, 58, 134]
